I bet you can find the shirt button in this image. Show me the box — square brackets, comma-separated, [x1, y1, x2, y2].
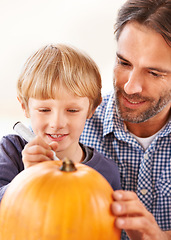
[140, 189, 148, 195]
[144, 153, 148, 160]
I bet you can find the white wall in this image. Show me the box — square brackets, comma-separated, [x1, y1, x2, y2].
[0, 0, 126, 137]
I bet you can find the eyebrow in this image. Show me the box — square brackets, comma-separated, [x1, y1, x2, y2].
[116, 52, 171, 74]
[116, 53, 129, 62]
[148, 67, 171, 74]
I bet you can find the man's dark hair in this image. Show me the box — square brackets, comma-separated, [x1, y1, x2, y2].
[115, 0, 171, 46]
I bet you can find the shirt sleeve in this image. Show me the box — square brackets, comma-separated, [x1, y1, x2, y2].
[0, 135, 25, 201]
[85, 148, 122, 191]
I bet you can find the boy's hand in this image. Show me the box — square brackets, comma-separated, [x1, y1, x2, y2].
[22, 136, 58, 168]
[111, 190, 169, 240]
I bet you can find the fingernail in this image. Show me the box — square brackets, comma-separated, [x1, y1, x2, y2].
[114, 191, 123, 200]
[114, 203, 122, 213]
[116, 192, 123, 199]
[117, 218, 125, 226]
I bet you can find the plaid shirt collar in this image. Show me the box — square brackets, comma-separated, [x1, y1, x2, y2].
[103, 93, 128, 140]
[102, 92, 171, 139]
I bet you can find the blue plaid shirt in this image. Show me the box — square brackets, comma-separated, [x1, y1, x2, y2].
[80, 92, 171, 240]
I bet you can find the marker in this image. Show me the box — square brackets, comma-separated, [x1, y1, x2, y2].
[13, 121, 59, 161]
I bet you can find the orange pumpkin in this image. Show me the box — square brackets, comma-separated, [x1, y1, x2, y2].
[0, 159, 121, 240]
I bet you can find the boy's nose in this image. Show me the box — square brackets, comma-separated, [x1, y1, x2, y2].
[50, 112, 65, 130]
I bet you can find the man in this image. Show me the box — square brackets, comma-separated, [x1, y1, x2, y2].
[80, 0, 171, 239]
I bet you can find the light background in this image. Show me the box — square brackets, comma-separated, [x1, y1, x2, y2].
[0, 0, 126, 137]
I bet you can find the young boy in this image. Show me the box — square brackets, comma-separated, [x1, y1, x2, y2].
[0, 44, 121, 201]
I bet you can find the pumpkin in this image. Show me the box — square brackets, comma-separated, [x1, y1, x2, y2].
[0, 159, 121, 240]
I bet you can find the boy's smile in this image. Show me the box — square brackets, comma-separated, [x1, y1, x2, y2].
[47, 133, 69, 142]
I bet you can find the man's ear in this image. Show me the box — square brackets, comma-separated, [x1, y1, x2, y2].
[17, 96, 30, 118]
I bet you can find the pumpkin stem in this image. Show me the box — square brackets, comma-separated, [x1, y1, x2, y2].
[60, 158, 77, 172]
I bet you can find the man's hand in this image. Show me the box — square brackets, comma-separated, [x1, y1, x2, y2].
[111, 190, 170, 240]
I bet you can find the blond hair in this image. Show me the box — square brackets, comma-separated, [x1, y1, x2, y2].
[17, 44, 102, 113]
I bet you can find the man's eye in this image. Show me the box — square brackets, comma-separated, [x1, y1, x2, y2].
[118, 59, 130, 67]
[149, 71, 162, 78]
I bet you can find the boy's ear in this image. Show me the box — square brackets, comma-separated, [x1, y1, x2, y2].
[17, 96, 30, 118]
[87, 108, 96, 119]
[87, 97, 102, 119]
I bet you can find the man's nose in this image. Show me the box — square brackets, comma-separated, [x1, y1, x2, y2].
[124, 69, 143, 94]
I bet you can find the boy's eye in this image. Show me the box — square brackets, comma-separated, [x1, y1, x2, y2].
[38, 108, 50, 112]
[67, 109, 79, 113]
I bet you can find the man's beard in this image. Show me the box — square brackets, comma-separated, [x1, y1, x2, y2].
[114, 86, 171, 123]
